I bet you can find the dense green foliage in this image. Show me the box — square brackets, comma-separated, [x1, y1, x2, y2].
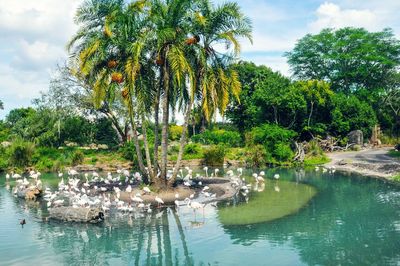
[246, 124, 297, 163]
[203, 145, 226, 166]
[191, 129, 241, 147]
[286, 27, 400, 94]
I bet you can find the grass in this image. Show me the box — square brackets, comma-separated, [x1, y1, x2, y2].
[388, 150, 400, 158]
[304, 155, 330, 166]
[392, 174, 400, 182]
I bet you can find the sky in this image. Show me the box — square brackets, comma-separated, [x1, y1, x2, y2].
[0, 0, 399, 119]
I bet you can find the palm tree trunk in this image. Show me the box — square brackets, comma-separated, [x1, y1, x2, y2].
[160, 61, 170, 187]
[127, 102, 147, 179]
[153, 84, 161, 178]
[169, 102, 192, 186]
[141, 114, 153, 182]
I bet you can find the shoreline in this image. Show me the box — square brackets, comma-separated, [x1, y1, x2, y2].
[324, 147, 400, 181]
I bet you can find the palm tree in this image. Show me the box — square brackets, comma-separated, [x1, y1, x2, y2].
[169, 0, 252, 183]
[68, 0, 252, 189]
[67, 0, 152, 179]
[148, 0, 196, 187]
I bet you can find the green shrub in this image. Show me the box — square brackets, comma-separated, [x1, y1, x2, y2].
[184, 143, 202, 155]
[245, 145, 268, 167]
[120, 142, 136, 161]
[350, 144, 361, 151]
[192, 129, 242, 147]
[169, 125, 183, 141]
[168, 144, 179, 155]
[8, 139, 35, 167]
[274, 143, 294, 162]
[71, 150, 84, 166]
[246, 124, 296, 162]
[203, 145, 226, 166]
[307, 140, 324, 156]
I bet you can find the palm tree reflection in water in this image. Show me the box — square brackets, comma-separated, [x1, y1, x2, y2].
[37, 208, 196, 265]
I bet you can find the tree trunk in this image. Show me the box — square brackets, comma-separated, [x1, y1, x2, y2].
[169, 102, 192, 186]
[103, 110, 127, 143]
[200, 115, 206, 133]
[153, 84, 161, 178]
[128, 104, 147, 181]
[160, 61, 170, 187]
[273, 106, 278, 125]
[141, 115, 153, 182]
[307, 101, 314, 128]
[192, 123, 195, 136]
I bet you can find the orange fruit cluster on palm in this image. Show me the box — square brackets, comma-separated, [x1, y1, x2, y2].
[185, 35, 200, 45]
[111, 72, 124, 83]
[121, 88, 129, 99]
[107, 60, 117, 68]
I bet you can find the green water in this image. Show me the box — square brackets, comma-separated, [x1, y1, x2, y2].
[1, 169, 400, 265]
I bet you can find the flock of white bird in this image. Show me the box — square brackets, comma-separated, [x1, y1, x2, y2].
[4, 165, 336, 221]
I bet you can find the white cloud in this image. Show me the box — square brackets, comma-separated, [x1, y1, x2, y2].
[309, 2, 381, 32]
[0, 0, 83, 117]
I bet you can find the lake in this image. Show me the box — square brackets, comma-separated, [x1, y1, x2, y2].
[0, 168, 399, 265]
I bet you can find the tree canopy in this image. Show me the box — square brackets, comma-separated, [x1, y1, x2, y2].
[286, 27, 400, 94]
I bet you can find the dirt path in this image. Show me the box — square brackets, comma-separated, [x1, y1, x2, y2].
[325, 147, 400, 180]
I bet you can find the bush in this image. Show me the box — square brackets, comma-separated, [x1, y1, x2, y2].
[203, 145, 226, 166]
[120, 142, 136, 161]
[184, 143, 202, 155]
[246, 124, 297, 162]
[192, 129, 241, 146]
[307, 140, 324, 156]
[8, 139, 35, 167]
[274, 143, 294, 161]
[169, 125, 183, 141]
[71, 150, 84, 166]
[245, 145, 268, 167]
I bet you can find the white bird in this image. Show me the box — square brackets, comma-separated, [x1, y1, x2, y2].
[274, 174, 280, 180]
[214, 168, 220, 177]
[143, 187, 151, 194]
[203, 167, 209, 178]
[155, 196, 164, 207]
[12, 172, 22, 179]
[68, 169, 79, 176]
[58, 172, 63, 178]
[126, 185, 132, 193]
[259, 171, 265, 176]
[184, 198, 204, 219]
[131, 195, 143, 203]
[5, 173, 10, 179]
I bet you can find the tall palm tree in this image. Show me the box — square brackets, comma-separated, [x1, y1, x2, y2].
[149, 0, 195, 187]
[169, 0, 252, 183]
[68, 0, 153, 179]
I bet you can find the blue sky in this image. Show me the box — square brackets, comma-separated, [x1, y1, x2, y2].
[0, 0, 399, 119]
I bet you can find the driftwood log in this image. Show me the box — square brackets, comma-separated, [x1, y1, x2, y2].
[49, 207, 104, 223]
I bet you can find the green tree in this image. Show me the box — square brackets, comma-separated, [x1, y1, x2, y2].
[296, 80, 333, 137]
[329, 94, 377, 138]
[226, 62, 305, 132]
[0, 100, 3, 110]
[286, 27, 400, 94]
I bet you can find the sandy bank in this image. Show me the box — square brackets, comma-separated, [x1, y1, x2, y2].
[325, 147, 400, 180]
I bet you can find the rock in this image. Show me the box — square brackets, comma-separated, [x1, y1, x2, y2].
[348, 130, 363, 145]
[65, 141, 78, 147]
[49, 207, 104, 223]
[97, 144, 109, 150]
[1, 141, 11, 148]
